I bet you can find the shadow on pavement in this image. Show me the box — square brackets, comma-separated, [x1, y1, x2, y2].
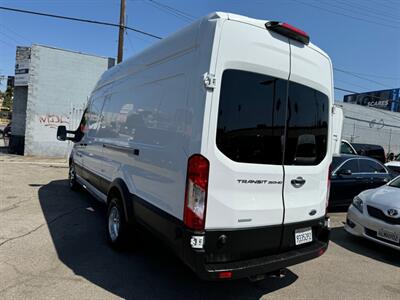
[38, 180, 298, 300]
[327, 206, 349, 213]
[0, 146, 9, 154]
[330, 226, 399, 267]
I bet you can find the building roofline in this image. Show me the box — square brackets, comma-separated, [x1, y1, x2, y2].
[31, 44, 114, 60]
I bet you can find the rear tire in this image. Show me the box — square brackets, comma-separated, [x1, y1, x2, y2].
[106, 197, 129, 250]
[68, 162, 79, 190]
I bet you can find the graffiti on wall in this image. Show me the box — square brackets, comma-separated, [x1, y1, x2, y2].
[39, 114, 70, 129]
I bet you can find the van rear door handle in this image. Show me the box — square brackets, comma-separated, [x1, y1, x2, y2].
[133, 149, 140, 156]
[291, 177, 306, 188]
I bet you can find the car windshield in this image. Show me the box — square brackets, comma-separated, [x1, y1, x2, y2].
[389, 176, 400, 188]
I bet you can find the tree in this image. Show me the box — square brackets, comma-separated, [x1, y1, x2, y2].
[0, 86, 13, 111]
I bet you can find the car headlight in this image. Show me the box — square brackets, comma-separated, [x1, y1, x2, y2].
[352, 196, 364, 213]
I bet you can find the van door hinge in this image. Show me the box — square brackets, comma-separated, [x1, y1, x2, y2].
[203, 73, 216, 90]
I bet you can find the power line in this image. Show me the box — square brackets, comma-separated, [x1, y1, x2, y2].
[293, 0, 400, 29]
[0, 6, 162, 39]
[147, 0, 195, 22]
[335, 87, 358, 93]
[146, 0, 193, 23]
[334, 68, 392, 88]
[335, 78, 371, 91]
[370, 0, 400, 11]
[0, 23, 32, 44]
[0, 30, 21, 45]
[360, 1, 400, 24]
[125, 30, 136, 53]
[0, 38, 15, 48]
[330, 0, 400, 24]
[150, 0, 195, 19]
[334, 67, 399, 81]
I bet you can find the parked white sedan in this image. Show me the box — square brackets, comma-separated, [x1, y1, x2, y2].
[385, 154, 400, 175]
[345, 176, 400, 250]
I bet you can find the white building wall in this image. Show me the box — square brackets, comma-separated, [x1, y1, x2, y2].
[24, 45, 113, 157]
[339, 102, 400, 155]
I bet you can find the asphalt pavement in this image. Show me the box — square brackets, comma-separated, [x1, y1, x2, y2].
[0, 155, 399, 299]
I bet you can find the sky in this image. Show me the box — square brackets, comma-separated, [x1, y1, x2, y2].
[0, 0, 399, 100]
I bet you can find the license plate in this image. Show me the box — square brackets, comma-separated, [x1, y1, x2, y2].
[377, 228, 400, 243]
[295, 227, 313, 245]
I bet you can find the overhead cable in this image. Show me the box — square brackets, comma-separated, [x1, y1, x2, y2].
[0, 6, 162, 39]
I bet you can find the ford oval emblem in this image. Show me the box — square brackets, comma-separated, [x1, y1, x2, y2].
[309, 209, 317, 216]
[387, 209, 398, 217]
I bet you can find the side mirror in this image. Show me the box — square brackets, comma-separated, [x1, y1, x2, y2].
[337, 169, 352, 176]
[57, 125, 67, 141]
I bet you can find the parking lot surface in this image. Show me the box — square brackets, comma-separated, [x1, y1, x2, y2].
[0, 155, 399, 300]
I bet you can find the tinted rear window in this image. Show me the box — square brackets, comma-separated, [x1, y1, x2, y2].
[216, 70, 287, 165]
[216, 69, 329, 166]
[284, 82, 329, 165]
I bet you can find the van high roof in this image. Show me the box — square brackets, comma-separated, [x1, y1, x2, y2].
[94, 11, 328, 91]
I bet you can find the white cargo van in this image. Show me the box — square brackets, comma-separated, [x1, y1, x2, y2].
[57, 12, 332, 280]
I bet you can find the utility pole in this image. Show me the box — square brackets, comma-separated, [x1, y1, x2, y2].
[117, 0, 126, 64]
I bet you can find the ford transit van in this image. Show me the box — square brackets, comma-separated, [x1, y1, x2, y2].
[57, 12, 332, 280]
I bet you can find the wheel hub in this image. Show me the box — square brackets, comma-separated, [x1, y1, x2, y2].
[108, 206, 120, 242]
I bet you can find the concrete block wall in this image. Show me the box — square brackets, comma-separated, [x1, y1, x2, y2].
[24, 45, 114, 157]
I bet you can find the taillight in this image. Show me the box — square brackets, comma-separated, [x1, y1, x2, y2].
[265, 21, 310, 45]
[184, 154, 209, 231]
[326, 164, 332, 213]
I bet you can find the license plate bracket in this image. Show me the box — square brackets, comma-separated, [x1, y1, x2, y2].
[295, 227, 313, 245]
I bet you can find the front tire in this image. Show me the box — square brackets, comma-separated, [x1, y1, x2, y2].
[106, 198, 128, 249]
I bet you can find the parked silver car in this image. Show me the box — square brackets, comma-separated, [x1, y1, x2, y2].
[345, 176, 400, 250]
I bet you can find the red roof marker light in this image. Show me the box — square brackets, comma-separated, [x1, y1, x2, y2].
[265, 21, 310, 45]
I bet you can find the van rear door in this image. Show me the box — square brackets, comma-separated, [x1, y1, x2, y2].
[205, 20, 290, 239]
[282, 42, 332, 225]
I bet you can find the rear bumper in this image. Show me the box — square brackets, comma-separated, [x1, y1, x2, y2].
[182, 217, 330, 280]
[194, 240, 328, 280]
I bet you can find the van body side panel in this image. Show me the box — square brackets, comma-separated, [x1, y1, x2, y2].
[205, 20, 290, 230]
[95, 19, 217, 223]
[99, 57, 195, 220]
[283, 41, 333, 224]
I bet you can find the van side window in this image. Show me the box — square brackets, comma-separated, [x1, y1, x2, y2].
[99, 96, 133, 139]
[73, 108, 88, 142]
[216, 69, 287, 165]
[284, 82, 329, 165]
[87, 96, 105, 137]
[99, 74, 187, 145]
